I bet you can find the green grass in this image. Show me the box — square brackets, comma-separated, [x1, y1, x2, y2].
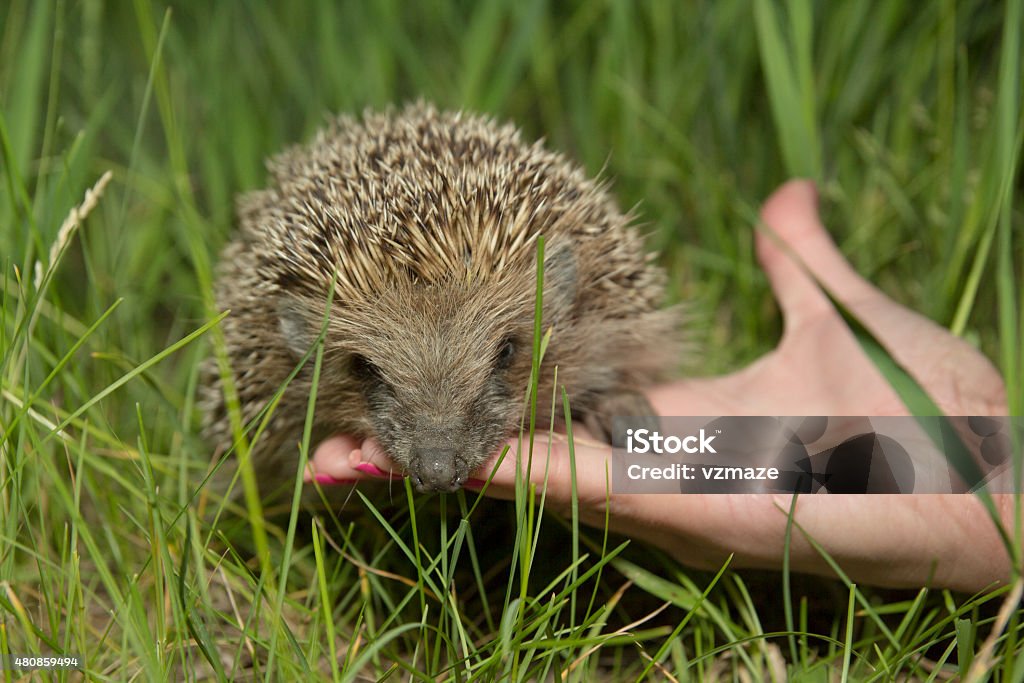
[1, 0, 1022, 679]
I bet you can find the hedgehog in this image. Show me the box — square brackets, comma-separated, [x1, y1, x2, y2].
[202, 103, 678, 496]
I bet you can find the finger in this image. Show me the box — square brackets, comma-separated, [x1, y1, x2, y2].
[757, 179, 836, 329]
[761, 180, 939, 347]
[307, 434, 398, 484]
[469, 432, 623, 507]
[760, 180, 879, 305]
[762, 180, 1005, 411]
[354, 438, 406, 480]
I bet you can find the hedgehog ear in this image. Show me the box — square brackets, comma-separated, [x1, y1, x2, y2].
[542, 241, 577, 320]
[278, 298, 315, 358]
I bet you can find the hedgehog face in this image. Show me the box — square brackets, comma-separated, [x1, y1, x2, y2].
[350, 253, 574, 492]
[347, 321, 526, 492]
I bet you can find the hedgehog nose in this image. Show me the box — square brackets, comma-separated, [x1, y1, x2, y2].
[410, 448, 462, 492]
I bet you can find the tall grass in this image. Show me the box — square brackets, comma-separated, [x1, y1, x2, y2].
[1, 0, 1022, 679]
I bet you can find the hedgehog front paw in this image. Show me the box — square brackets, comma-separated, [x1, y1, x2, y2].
[582, 390, 660, 449]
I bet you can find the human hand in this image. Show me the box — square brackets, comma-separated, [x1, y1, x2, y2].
[310, 180, 1013, 592]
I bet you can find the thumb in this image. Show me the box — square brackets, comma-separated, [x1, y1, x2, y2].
[758, 179, 1006, 414]
[760, 179, 884, 316]
[757, 180, 837, 332]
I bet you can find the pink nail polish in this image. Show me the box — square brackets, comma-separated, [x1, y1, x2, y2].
[354, 462, 395, 478]
[464, 478, 487, 490]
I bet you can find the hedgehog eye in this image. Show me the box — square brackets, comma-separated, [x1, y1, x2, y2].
[495, 337, 516, 370]
[350, 354, 382, 382]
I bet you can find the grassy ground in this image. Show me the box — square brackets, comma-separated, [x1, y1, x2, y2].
[1, 0, 1022, 680]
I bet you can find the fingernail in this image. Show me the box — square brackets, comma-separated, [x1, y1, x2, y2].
[464, 477, 487, 490]
[312, 473, 358, 486]
[354, 462, 397, 478]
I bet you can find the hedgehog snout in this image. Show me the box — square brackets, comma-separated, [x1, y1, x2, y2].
[406, 434, 470, 492]
[409, 445, 464, 493]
